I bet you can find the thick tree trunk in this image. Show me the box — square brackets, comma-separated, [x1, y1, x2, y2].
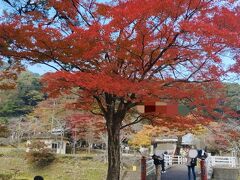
[106, 119, 121, 180]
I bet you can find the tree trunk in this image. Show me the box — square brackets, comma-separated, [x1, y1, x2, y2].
[102, 133, 108, 164]
[175, 135, 182, 155]
[88, 142, 92, 154]
[106, 119, 121, 180]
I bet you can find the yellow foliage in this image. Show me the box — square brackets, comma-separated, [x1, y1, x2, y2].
[129, 125, 170, 148]
[128, 131, 151, 148]
[193, 124, 207, 135]
[129, 121, 208, 148]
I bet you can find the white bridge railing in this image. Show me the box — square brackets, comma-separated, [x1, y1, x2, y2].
[146, 155, 238, 176]
[165, 155, 187, 166]
[210, 156, 237, 167]
[146, 158, 155, 176]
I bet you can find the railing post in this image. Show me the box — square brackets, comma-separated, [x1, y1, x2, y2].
[200, 159, 207, 180]
[170, 155, 172, 165]
[141, 156, 146, 180]
[232, 157, 236, 167]
[211, 156, 215, 167]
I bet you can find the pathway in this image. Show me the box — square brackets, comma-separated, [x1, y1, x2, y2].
[147, 165, 200, 180]
[162, 165, 190, 180]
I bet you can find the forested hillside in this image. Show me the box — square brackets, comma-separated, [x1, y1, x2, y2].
[0, 71, 44, 123]
[0, 72, 239, 123]
[224, 83, 240, 113]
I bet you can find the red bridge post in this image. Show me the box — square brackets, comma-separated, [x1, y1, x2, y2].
[200, 159, 207, 180]
[141, 156, 146, 180]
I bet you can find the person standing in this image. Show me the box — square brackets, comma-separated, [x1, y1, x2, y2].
[160, 151, 168, 173]
[186, 147, 197, 180]
[152, 153, 162, 179]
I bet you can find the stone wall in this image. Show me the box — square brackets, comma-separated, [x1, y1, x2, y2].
[212, 167, 240, 180]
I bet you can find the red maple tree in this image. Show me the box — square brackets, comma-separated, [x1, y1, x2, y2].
[0, 0, 239, 179]
[68, 113, 106, 153]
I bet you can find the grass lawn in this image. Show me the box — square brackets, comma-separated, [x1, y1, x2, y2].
[0, 147, 107, 180]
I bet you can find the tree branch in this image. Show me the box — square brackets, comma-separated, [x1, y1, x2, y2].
[94, 95, 107, 116]
[120, 115, 146, 129]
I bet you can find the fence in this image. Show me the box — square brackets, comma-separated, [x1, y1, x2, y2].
[210, 156, 237, 167]
[146, 158, 155, 176]
[165, 155, 186, 167]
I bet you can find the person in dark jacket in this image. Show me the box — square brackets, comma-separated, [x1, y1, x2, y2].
[34, 176, 44, 180]
[152, 153, 162, 178]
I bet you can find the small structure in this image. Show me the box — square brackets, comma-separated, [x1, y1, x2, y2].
[151, 137, 178, 155]
[179, 133, 203, 157]
[182, 133, 195, 145]
[26, 133, 68, 154]
[151, 133, 202, 155]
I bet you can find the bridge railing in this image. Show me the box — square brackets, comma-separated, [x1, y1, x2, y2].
[210, 156, 237, 167]
[146, 158, 155, 176]
[164, 155, 187, 167]
[145, 154, 238, 179]
[165, 155, 238, 168]
[146, 155, 237, 170]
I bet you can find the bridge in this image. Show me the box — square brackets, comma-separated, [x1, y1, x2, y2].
[146, 164, 193, 179]
[145, 155, 238, 180]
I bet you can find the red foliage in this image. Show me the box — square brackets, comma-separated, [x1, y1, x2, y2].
[68, 113, 105, 140]
[1, 1, 239, 178]
[0, 0, 237, 126]
[152, 114, 211, 132]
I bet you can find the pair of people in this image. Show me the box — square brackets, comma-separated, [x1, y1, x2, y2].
[186, 154, 197, 180]
[185, 146, 198, 180]
[185, 146, 208, 180]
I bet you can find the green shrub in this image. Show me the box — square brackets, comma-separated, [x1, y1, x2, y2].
[26, 141, 55, 168]
[0, 124, 10, 138]
[0, 173, 13, 180]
